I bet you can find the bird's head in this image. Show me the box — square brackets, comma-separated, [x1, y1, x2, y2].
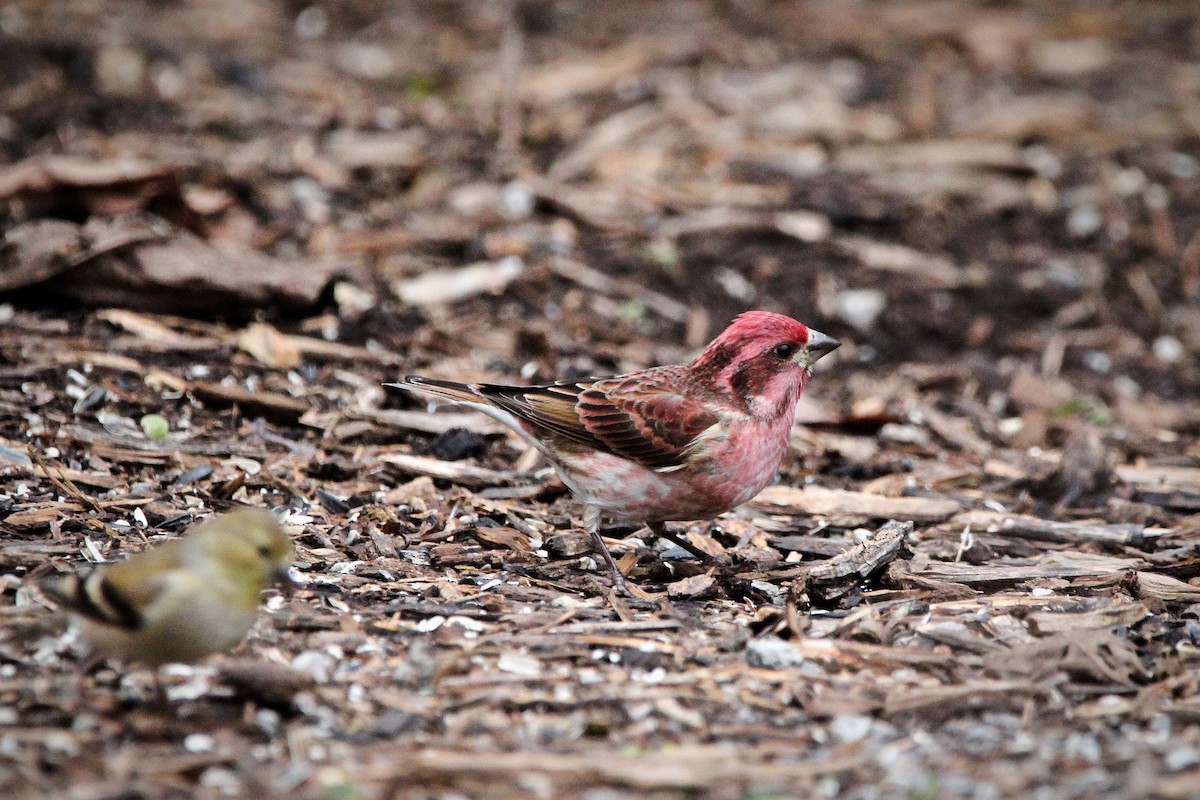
[690, 311, 839, 418]
[192, 508, 294, 592]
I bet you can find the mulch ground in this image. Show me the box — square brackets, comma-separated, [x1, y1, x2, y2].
[2, 2, 1200, 798]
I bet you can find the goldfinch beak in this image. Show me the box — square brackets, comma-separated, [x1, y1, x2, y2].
[272, 565, 298, 592]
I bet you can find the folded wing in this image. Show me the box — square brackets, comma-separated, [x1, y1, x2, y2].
[465, 368, 720, 470]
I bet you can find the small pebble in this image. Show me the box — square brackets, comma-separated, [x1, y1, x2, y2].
[879, 423, 929, 445]
[836, 288, 886, 332]
[184, 733, 215, 753]
[745, 636, 807, 669]
[1082, 351, 1111, 373]
[499, 180, 535, 219]
[294, 5, 328, 38]
[291, 650, 335, 683]
[830, 714, 873, 743]
[1067, 205, 1103, 238]
[1152, 335, 1184, 363]
[1166, 152, 1199, 180]
[497, 650, 542, 677]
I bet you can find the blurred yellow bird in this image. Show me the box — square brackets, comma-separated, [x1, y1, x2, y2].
[42, 508, 294, 666]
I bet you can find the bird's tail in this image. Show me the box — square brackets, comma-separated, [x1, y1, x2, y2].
[385, 375, 485, 405]
[39, 573, 79, 609]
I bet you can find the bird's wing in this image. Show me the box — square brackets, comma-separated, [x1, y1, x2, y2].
[478, 368, 721, 470]
[43, 541, 185, 631]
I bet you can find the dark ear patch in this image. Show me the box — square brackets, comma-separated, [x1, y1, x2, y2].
[729, 365, 754, 404]
[692, 342, 736, 378]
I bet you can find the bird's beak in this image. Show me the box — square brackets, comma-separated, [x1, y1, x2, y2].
[801, 329, 840, 367]
[273, 565, 299, 595]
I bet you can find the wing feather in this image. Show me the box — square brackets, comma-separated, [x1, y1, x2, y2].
[43, 541, 185, 631]
[485, 369, 718, 469]
[391, 370, 720, 470]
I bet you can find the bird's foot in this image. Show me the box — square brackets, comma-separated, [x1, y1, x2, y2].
[586, 526, 645, 598]
[611, 579, 653, 601]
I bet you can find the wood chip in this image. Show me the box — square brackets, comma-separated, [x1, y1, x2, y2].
[378, 452, 517, 488]
[938, 511, 1146, 547]
[751, 485, 960, 523]
[216, 658, 317, 706]
[836, 236, 988, 289]
[338, 408, 508, 437]
[911, 552, 1143, 587]
[796, 520, 911, 602]
[667, 573, 717, 599]
[191, 381, 310, 422]
[236, 322, 302, 369]
[393, 258, 525, 307]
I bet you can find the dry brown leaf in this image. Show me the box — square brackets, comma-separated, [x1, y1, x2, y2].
[237, 322, 303, 369]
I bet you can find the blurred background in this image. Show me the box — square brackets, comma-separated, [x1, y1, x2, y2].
[2, 1, 1197, 396]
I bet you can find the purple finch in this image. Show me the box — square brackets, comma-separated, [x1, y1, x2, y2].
[388, 311, 838, 590]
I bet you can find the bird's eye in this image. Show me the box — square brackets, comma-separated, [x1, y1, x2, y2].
[773, 343, 795, 359]
[257, 545, 272, 558]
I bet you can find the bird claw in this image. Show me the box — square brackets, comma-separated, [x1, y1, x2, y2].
[611, 580, 653, 601]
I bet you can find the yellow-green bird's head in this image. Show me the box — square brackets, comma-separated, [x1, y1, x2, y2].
[185, 508, 295, 594]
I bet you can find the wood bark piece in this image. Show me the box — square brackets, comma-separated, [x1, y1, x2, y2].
[1026, 601, 1151, 634]
[794, 520, 911, 603]
[236, 322, 302, 369]
[910, 552, 1143, 587]
[939, 511, 1147, 547]
[790, 635, 969, 667]
[545, 255, 689, 322]
[769, 534, 852, 558]
[191, 381, 310, 422]
[751, 485, 959, 523]
[217, 658, 316, 706]
[549, 620, 683, 635]
[836, 140, 1028, 173]
[884, 680, 1045, 717]
[667, 573, 717, 599]
[393, 258, 525, 307]
[1135, 572, 1200, 602]
[370, 744, 848, 793]
[656, 208, 832, 244]
[340, 408, 508, 437]
[548, 103, 661, 181]
[885, 560, 981, 599]
[2, 214, 340, 313]
[95, 308, 210, 347]
[58, 423, 268, 458]
[0, 219, 88, 290]
[378, 452, 519, 488]
[545, 530, 594, 559]
[836, 235, 988, 289]
[3, 461, 120, 490]
[1116, 464, 1200, 490]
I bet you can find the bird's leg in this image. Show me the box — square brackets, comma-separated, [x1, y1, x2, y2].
[646, 520, 723, 564]
[584, 506, 628, 593]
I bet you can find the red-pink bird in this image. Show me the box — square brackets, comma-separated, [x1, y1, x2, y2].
[387, 311, 839, 591]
